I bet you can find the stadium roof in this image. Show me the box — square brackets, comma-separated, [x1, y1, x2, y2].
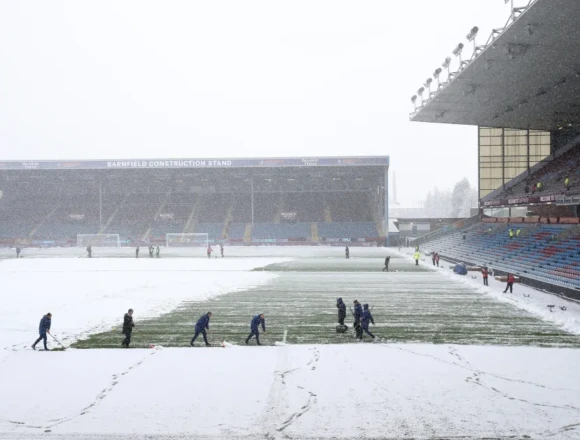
[0, 156, 389, 171]
[410, 0, 580, 131]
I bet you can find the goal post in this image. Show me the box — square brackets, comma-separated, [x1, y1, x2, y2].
[166, 233, 209, 248]
[77, 234, 121, 247]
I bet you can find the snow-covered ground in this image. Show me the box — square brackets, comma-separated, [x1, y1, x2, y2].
[1, 247, 580, 439]
[0, 256, 288, 354]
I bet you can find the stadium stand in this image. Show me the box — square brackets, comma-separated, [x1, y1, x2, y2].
[420, 219, 580, 291]
[0, 157, 389, 246]
[408, 0, 580, 297]
[251, 222, 311, 241]
[488, 145, 580, 203]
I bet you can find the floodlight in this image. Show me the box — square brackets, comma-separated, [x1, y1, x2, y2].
[442, 57, 451, 69]
[417, 87, 425, 97]
[452, 43, 464, 57]
[433, 68, 443, 89]
[466, 27, 479, 41]
[411, 95, 418, 110]
[424, 78, 433, 95]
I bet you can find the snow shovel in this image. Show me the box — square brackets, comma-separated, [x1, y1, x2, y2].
[50, 334, 67, 351]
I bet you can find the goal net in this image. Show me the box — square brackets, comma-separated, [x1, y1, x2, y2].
[77, 234, 121, 247]
[166, 233, 209, 248]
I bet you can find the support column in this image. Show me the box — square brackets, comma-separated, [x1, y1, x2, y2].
[99, 179, 103, 232]
[250, 177, 254, 226]
[384, 166, 389, 246]
[501, 128, 506, 189]
[526, 129, 530, 173]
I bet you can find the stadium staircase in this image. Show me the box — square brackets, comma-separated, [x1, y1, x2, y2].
[243, 224, 252, 243]
[222, 199, 234, 239]
[421, 222, 580, 291]
[29, 207, 57, 239]
[273, 194, 284, 224]
[311, 223, 319, 242]
[100, 194, 129, 234]
[142, 190, 172, 240]
[323, 199, 332, 223]
[183, 194, 202, 233]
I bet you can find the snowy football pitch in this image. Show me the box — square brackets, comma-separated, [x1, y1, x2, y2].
[2, 246, 580, 440]
[73, 252, 580, 348]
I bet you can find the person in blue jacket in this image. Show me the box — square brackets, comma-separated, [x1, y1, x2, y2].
[336, 298, 346, 326]
[353, 300, 363, 339]
[190, 312, 212, 347]
[32, 313, 52, 350]
[245, 314, 266, 345]
[360, 304, 376, 340]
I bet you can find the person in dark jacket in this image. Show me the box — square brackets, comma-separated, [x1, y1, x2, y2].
[353, 300, 363, 339]
[360, 304, 375, 340]
[345, 246, 350, 259]
[16, 247, 21, 258]
[155, 246, 160, 258]
[383, 256, 391, 272]
[191, 312, 212, 346]
[122, 309, 135, 347]
[148, 246, 154, 258]
[503, 273, 515, 293]
[435, 253, 440, 267]
[86, 245, 92, 258]
[136, 246, 140, 258]
[245, 314, 266, 345]
[220, 244, 224, 258]
[32, 313, 52, 350]
[336, 298, 346, 326]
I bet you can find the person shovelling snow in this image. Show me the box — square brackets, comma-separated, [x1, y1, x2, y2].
[360, 304, 376, 340]
[503, 273, 515, 293]
[383, 256, 390, 272]
[353, 300, 363, 339]
[32, 313, 52, 350]
[482, 267, 489, 286]
[122, 308, 135, 348]
[245, 314, 266, 345]
[191, 312, 212, 346]
[336, 298, 347, 333]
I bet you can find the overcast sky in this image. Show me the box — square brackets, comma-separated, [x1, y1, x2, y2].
[0, 0, 515, 205]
